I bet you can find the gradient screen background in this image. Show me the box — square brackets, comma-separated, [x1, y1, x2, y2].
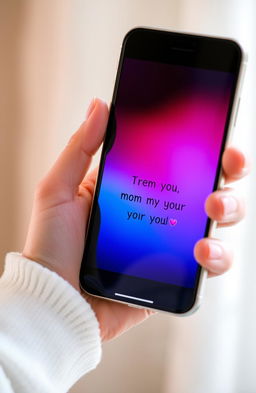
[95, 58, 234, 289]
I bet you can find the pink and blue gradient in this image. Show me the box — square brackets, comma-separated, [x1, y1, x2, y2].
[96, 58, 234, 288]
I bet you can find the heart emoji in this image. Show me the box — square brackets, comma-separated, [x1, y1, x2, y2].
[169, 219, 177, 226]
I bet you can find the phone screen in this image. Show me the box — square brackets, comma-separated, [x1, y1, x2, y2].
[97, 58, 234, 288]
[80, 29, 242, 313]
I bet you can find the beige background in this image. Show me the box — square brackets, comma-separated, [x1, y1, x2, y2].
[0, 1, 255, 393]
[0, 2, 178, 392]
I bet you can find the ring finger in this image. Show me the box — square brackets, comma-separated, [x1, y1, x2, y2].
[194, 238, 233, 277]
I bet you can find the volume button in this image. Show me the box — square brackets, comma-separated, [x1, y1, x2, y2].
[234, 97, 241, 127]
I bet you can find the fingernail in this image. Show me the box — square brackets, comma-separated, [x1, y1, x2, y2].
[237, 164, 251, 178]
[241, 152, 251, 172]
[207, 243, 226, 274]
[233, 153, 251, 179]
[221, 195, 238, 219]
[208, 243, 222, 259]
[86, 98, 96, 120]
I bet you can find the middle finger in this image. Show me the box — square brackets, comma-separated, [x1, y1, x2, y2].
[205, 188, 245, 227]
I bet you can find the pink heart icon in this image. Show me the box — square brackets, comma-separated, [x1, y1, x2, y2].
[169, 219, 177, 226]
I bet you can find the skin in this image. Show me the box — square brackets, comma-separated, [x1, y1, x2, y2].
[23, 98, 250, 341]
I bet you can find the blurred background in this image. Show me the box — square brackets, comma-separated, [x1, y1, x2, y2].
[0, 1, 255, 392]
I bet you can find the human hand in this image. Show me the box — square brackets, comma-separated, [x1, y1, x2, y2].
[23, 98, 249, 341]
[194, 147, 249, 276]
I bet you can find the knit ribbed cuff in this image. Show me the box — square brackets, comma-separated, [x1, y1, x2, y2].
[0, 252, 102, 393]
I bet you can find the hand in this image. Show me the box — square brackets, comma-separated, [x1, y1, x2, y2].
[23, 98, 250, 341]
[194, 147, 249, 277]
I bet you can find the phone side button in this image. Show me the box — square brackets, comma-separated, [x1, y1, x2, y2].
[234, 97, 241, 127]
[197, 269, 207, 299]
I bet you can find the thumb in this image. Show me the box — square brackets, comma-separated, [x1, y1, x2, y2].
[39, 98, 109, 201]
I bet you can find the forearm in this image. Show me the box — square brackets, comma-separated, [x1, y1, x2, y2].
[0, 253, 101, 393]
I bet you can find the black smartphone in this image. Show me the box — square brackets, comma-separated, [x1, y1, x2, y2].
[79, 28, 245, 314]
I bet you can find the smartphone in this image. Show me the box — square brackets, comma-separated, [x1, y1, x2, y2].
[79, 28, 246, 315]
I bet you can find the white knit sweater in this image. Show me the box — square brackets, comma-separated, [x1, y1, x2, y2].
[0, 252, 102, 393]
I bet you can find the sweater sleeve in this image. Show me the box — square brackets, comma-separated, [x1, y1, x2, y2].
[0, 252, 102, 393]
